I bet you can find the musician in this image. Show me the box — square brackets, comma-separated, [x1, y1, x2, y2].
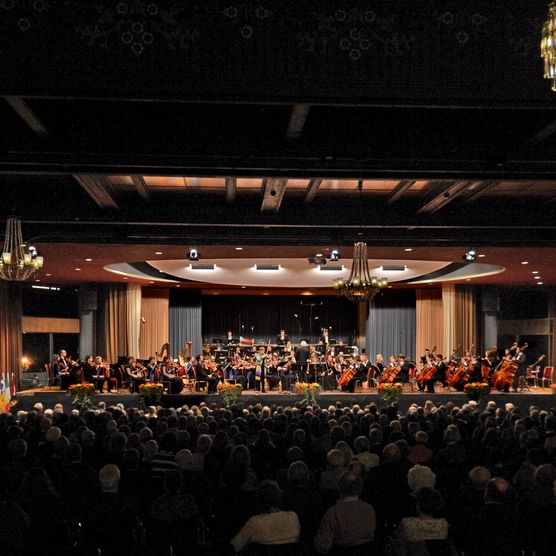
[319, 327, 331, 349]
[195, 355, 218, 393]
[224, 330, 237, 345]
[57, 349, 72, 390]
[277, 355, 294, 391]
[358, 353, 374, 386]
[512, 347, 527, 392]
[306, 351, 319, 383]
[146, 356, 159, 382]
[420, 349, 432, 365]
[266, 355, 281, 391]
[82, 355, 97, 382]
[435, 354, 447, 388]
[275, 328, 289, 346]
[467, 355, 483, 383]
[341, 355, 363, 393]
[224, 356, 247, 389]
[398, 355, 413, 384]
[125, 356, 147, 392]
[295, 340, 311, 380]
[254, 345, 269, 393]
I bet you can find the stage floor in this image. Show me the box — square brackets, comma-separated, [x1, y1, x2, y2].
[11, 386, 555, 413]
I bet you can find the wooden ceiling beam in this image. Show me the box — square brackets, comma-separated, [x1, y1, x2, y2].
[304, 179, 322, 203]
[130, 175, 151, 201]
[462, 180, 501, 204]
[417, 180, 472, 214]
[386, 180, 415, 204]
[286, 103, 310, 140]
[225, 177, 237, 203]
[261, 178, 287, 213]
[74, 175, 119, 209]
[5, 96, 47, 137]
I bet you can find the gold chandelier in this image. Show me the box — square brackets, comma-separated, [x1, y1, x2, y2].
[541, 2, 556, 90]
[333, 242, 387, 302]
[0, 217, 44, 281]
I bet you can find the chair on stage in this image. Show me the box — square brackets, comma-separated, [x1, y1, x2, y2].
[119, 365, 134, 392]
[542, 366, 553, 388]
[44, 363, 59, 389]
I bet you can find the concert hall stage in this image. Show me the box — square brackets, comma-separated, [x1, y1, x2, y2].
[11, 387, 556, 413]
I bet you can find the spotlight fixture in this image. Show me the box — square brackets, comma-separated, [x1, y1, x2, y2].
[329, 249, 340, 262]
[463, 249, 476, 262]
[187, 248, 200, 261]
[307, 253, 327, 266]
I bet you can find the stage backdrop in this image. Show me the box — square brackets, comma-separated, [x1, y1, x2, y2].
[201, 295, 356, 346]
[169, 290, 202, 359]
[366, 290, 416, 361]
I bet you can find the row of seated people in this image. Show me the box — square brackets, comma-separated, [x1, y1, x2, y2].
[2, 397, 556, 555]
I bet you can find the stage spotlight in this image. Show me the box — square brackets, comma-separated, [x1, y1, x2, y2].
[330, 249, 340, 262]
[463, 249, 476, 262]
[188, 248, 200, 261]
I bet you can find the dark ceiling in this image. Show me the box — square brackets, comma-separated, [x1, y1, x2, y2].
[1, 1, 556, 283]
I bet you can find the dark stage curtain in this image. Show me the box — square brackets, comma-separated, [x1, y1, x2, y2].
[170, 290, 202, 358]
[201, 296, 356, 345]
[0, 282, 22, 383]
[366, 290, 416, 362]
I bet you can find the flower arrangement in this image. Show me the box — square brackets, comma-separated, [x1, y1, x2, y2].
[464, 381, 490, 403]
[296, 382, 320, 405]
[139, 382, 164, 404]
[377, 382, 403, 402]
[217, 382, 243, 405]
[67, 383, 96, 407]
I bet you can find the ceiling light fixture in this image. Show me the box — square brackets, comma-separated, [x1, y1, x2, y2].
[329, 249, 340, 262]
[235, 247, 243, 251]
[0, 216, 44, 281]
[333, 242, 387, 302]
[85, 258, 92, 262]
[463, 249, 476, 262]
[541, 2, 556, 91]
[538, 282, 544, 285]
[521, 261, 529, 265]
[532, 271, 539, 274]
[187, 248, 200, 261]
[404, 248, 413, 252]
[155, 251, 163, 255]
[478, 254, 486, 258]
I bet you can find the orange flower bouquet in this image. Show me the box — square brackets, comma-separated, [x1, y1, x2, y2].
[296, 382, 320, 405]
[67, 383, 96, 406]
[377, 382, 403, 402]
[464, 382, 490, 403]
[139, 383, 164, 404]
[217, 382, 243, 405]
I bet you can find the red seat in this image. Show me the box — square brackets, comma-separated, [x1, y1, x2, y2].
[542, 366, 553, 388]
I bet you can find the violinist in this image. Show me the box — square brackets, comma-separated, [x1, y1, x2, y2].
[145, 356, 159, 382]
[125, 356, 147, 392]
[277, 355, 293, 391]
[195, 355, 218, 393]
[319, 327, 331, 350]
[93, 355, 111, 393]
[320, 353, 337, 391]
[225, 356, 247, 389]
[158, 356, 181, 394]
[82, 355, 97, 387]
[266, 354, 281, 391]
[467, 355, 483, 383]
[57, 349, 73, 390]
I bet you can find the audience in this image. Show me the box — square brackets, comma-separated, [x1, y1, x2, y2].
[1, 398, 555, 555]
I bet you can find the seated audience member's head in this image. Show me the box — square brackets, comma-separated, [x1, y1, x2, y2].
[347, 459, 366, 478]
[326, 449, 346, 469]
[45, 426, 61, 443]
[256, 480, 282, 513]
[99, 464, 120, 492]
[408, 464, 437, 494]
[414, 431, 429, 445]
[8, 438, 27, 460]
[534, 463, 556, 489]
[338, 471, 364, 499]
[468, 466, 491, 490]
[485, 477, 511, 504]
[163, 469, 183, 494]
[287, 461, 311, 487]
[416, 487, 444, 517]
[354, 435, 370, 453]
[382, 443, 401, 463]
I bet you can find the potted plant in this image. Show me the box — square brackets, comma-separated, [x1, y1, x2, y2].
[464, 381, 490, 403]
[217, 382, 243, 405]
[377, 382, 403, 403]
[295, 382, 320, 405]
[67, 383, 96, 407]
[139, 382, 164, 405]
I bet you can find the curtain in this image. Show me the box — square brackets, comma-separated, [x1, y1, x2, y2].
[126, 284, 141, 359]
[416, 289, 444, 361]
[201, 296, 356, 345]
[104, 284, 127, 364]
[442, 285, 477, 356]
[366, 290, 416, 361]
[0, 283, 22, 383]
[170, 290, 202, 358]
[139, 289, 169, 359]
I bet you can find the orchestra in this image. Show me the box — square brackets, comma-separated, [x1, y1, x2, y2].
[48, 337, 547, 397]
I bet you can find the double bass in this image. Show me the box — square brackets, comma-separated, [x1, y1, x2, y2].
[491, 343, 527, 392]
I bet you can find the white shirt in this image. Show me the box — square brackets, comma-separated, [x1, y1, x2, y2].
[231, 511, 300, 553]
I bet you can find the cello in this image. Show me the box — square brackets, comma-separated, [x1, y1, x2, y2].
[379, 363, 402, 383]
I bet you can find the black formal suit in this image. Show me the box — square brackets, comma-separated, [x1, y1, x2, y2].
[319, 334, 330, 348]
[513, 351, 527, 391]
[294, 345, 310, 381]
[276, 334, 289, 346]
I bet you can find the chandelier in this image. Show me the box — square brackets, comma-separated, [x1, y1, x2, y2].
[0, 217, 44, 281]
[541, 2, 556, 91]
[333, 242, 387, 302]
